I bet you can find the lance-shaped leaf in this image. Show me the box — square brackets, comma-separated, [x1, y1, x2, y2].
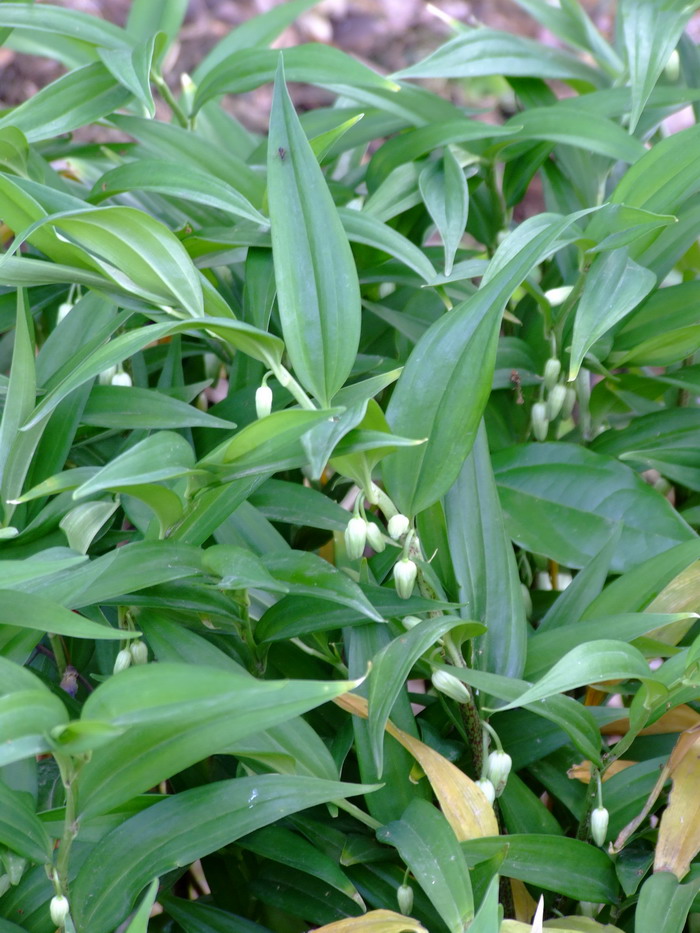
[377, 800, 474, 933]
[419, 149, 468, 276]
[445, 422, 528, 684]
[569, 249, 656, 379]
[620, 0, 700, 133]
[383, 210, 595, 516]
[654, 728, 700, 879]
[90, 159, 267, 226]
[267, 60, 361, 406]
[494, 640, 652, 711]
[0, 291, 34, 522]
[76, 664, 363, 818]
[71, 775, 375, 933]
[0, 780, 52, 863]
[368, 615, 484, 774]
[72, 432, 197, 500]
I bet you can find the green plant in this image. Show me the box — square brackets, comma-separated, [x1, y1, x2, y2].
[2, 0, 700, 931]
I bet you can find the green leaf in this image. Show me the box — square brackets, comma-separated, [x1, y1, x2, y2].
[395, 28, 603, 84]
[436, 664, 603, 765]
[0, 590, 136, 641]
[90, 160, 267, 226]
[495, 640, 651, 711]
[338, 208, 436, 282]
[569, 249, 656, 379]
[419, 149, 469, 277]
[256, 587, 452, 642]
[98, 37, 158, 118]
[122, 879, 160, 933]
[81, 384, 235, 430]
[460, 835, 618, 903]
[72, 431, 196, 500]
[59, 498, 120, 554]
[239, 826, 363, 908]
[0, 689, 68, 768]
[610, 123, 700, 217]
[126, 0, 189, 47]
[71, 775, 375, 933]
[195, 45, 396, 113]
[0, 780, 52, 863]
[249, 479, 350, 532]
[203, 544, 289, 594]
[0, 291, 34, 524]
[504, 105, 645, 164]
[383, 210, 594, 516]
[75, 664, 360, 818]
[109, 115, 265, 205]
[267, 61, 361, 405]
[0, 3, 130, 49]
[525, 613, 696, 680]
[368, 615, 483, 774]
[634, 871, 700, 933]
[445, 422, 528, 684]
[0, 62, 130, 142]
[493, 443, 695, 572]
[377, 800, 473, 933]
[162, 896, 273, 933]
[261, 551, 383, 622]
[194, 0, 321, 80]
[620, 0, 700, 132]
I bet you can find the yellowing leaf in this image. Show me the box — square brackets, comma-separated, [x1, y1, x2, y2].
[335, 693, 498, 840]
[654, 727, 700, 878]
[511, 878, 538, 922]
[645, 561, 700, 645]
[310, 909, 427, 933]
[568, 760, 637, 784]
[601, 704, 700, 736]
[614, 725, 700, 853]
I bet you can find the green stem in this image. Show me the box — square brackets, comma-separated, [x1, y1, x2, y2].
[49, 634, 68, 678]
[152, 74, 188, 128]
[367, 482, 399, 519]
[333, 798, 382, 830]
[54, 755, 82, 896]
[273, 364, 317, 410]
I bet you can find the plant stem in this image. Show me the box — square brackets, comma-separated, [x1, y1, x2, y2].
[152, 73, 189, 128]
[54, 755, 82, 896]
[333, 798, 381, 830]
[49, 634, 68, 678]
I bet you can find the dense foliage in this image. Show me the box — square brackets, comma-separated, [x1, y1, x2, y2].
[2, 1, 700, 931]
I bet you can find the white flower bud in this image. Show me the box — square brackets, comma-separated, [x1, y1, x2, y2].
[543, 358, 561, 391]
[561, 386, 577, 420]
[544, 285, 573, 306]
[546, 383, 567, 420]
[255, 384, 273, 419]
[590, 806, 609, 847]
[486, 750, 512, 797]
[476, 777, 496, 805]
[98, 364, 118, 386]
[531, 402, 549, 441]
[129, 640, 148, 665]
[113, 648, 132, 674]
[520, 584, 533, 618]
[57, 302, 73, 323]
[387, 513, 410, 540]
[397, 883, 414, 915]
[432, 669, 471, 704]
[111, 370, 132, 387]
[50, 894, 70, 927]
[393, 558, 417, 599]
[402, 615, 422, 630]
[365, 522, 386, 552]
[665, 49, 680, 82]
[344, 516, 368, 560]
